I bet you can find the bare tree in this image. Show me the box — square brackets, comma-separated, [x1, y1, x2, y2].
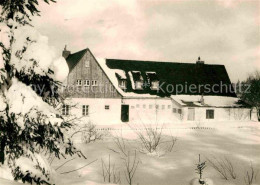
[123, 151, 139, 185]
[101, 155, 121, 184]
[207, 156, 237, 180]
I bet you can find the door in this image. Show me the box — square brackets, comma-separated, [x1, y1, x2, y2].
[188, 108, 195, 121]
[121, 105, 129, 122]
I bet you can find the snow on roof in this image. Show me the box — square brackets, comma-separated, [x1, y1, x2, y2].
[96, 58, 159, 98]
[171, 95, 242, 107]
[96, 58, 242, 102]
[114, 69, 127, 79]
[128, 71, 136, 90]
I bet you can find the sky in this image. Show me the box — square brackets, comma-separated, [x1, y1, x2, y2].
[34, 0, 260, 82]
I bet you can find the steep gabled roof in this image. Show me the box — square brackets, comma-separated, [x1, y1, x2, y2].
[66, 48, 88, 71]
[105, 59, 237, 97]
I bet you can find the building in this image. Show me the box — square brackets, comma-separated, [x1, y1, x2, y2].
[61, 47, 254, 125]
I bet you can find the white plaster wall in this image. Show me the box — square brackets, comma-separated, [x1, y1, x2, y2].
[66, 98, 122, 125]
[182, 107, 252, 122]
[64, 98, 254, 126]
[122, 98, 182, 124]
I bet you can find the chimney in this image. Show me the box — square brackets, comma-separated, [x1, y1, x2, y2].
[200, 94, 205, 105]
[62, 45, 71, 59]
[196, 56, 204, 64]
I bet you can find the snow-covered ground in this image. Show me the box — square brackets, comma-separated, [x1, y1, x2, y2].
[2, 121, 260, 185]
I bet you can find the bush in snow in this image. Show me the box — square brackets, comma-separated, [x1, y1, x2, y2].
[241, 71, 260, 121]
[244, 162, 258, 185]
[128, 123, 177, 156]
[206, 156, 236, 180]
[0, 1, 85, 184]
[71, 122, 103, 144]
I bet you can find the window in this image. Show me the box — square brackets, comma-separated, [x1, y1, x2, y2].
[149, 105, 153, 109]
[82, 105, 89, 116]
[131, 106, 135, 109]
[105, 105, 110, 110]
[178, 109, 182, 114]
[143, 104, 146, 109]
[135, 81, 143, 89]
[84, 80, 90, 86]
[91, 80, 98, 86]
[162, 105, 165, 110]
[119, 80, 127, 89]
[76, 79, 82, 86]
[62, 105, 69, 115]
[156, 105, 159, 109]
[168, 105, 171, 109]
[85, 60, 90, 67]
[151, 81, 159, 90]
[173, 108, 177, 113]
[206, 109, 214, 119]
[136, 104, 139, 108]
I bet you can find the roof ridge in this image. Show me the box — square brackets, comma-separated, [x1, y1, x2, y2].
[106, 58, 224, 66]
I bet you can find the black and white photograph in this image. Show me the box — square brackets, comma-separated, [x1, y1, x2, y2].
[0, 0, 260, 185]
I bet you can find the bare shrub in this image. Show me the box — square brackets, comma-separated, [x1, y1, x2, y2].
[123, 150, 139, 185]
[109, 135, 130, 158]
[109, 136, 140, 185]
[101, 155, 121, 184]
[71, 122, 103, 143]
[207, 156, 237, 180]
[244, 162, 258, 185]
[129, 123, 177, 155]
[223, 157, 236, 179]
[207, 156, 229, 180]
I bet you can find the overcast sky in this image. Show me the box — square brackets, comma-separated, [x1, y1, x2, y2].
[34, 0, 260, 82]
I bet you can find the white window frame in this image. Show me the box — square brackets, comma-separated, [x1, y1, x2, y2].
[151, 81, 159, 90]
[119, 80, 127, 89]
[62, 105, 69, 116]
[84, 80, 90, 86]
[76, 79, 82, 86]
[82, 105, 89, 116]
[135, 81, 143, 90]
[91, 80, 98, 86]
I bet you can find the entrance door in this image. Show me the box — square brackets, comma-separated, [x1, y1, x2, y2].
[188, 108, 195, 121]
[121, 105, 129, 122]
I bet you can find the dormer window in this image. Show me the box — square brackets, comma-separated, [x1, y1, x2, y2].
[146, 72, 159, 90]
[135, 81, 143, 90]
[119, 80, 127, 89]
[115, 70, 127, 90]
[131, 71, 143, 90]
[151, 81, 159, 90]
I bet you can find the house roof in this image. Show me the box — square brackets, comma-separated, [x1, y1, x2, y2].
[105, 59, 237, 97]
[66, 49, 87, 71]
[171, 95, 249, 108]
